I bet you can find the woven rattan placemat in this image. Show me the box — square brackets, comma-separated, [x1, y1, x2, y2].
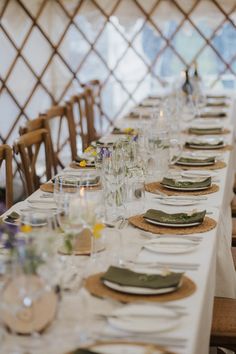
[40, 182, 101, 193]
[145, 182, 219, 196]
[84, 272, 196, 303]
[66, 342, 176, 354]
[176, 160, 226, 170]
[128, 214, 217, 235]
[184, 144, 233, 152]
[183, 128, 230, 135]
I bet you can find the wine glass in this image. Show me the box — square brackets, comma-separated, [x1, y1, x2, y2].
[102, 149, 126, 223]
[0, 215, 59, 353]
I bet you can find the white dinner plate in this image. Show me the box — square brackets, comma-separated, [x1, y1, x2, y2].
[144, 217, 201, 228]
[187, 143, 225, 150]
[181, 170, 217, 179]
[106, 304, 179, 334]
[176, 160, 215, 166]
[144, 237, 198, 254]
[3, 216, 20, 226]
[103, 279, 179, 295]
[29, 202, 57, 210]
[161, 183, 210, 191]
[88, 342, 166, 353]
[158, 198, 200, 206]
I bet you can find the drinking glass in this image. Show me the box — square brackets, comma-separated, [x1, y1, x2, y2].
[53, 175, 80, 206]
[102, 150, 126, 223]
[0, 217, 59, 352]
[146, 129, 182, 182]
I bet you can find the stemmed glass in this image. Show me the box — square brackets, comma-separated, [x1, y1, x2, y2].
[101, 146, 126, 223]
[0, 211, 59, 353]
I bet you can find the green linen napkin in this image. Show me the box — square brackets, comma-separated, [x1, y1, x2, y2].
[199, 112, 226, 118]
[52, 176, 100, 186]
[71, 349, 99, 354]
[102, 266, 183, 289]
[176, 156, 215, 164]
[144, 209, 206, 225]
[185, 140, 224, 148]
[188, 127, 223, 134]
[129, 112, 150, 119]
[139, 103, 156, 108]
[5, 211, 20, 222]
[206, 94, 228, 99]
[206, 102, 228, 107]
[161, 176, 211, 189]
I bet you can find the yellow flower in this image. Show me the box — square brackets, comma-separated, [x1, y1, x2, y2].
[124, 127, 133, 134]
[93, 223, 105, 239]
[91, 151, 97, 156]
[79, 160, 87, 167]
[20, 224, 32, 233]
[84, 146, 94, 153]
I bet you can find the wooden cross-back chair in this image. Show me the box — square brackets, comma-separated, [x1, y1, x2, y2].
[0, 144, 13, 209]
[43, 104, 77, 168]
[19, 116, 58, 175]
[70, 87, 99, 150]
[14, 129, 53, 196]
[81, 80, 104, 134]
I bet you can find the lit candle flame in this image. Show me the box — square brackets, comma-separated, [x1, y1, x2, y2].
[80, 187, 85, 197]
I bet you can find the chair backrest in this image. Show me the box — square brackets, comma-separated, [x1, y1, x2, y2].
[81, 79, 104, 133]
[14, 129, 53, 196]
[19, 117, 58, 175]
[0, 144, 13, 209]
[71, 87, 97, 150]
[43, 105, 77, 168]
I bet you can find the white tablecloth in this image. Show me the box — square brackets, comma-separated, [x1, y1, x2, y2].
[1, 98, 236, 354]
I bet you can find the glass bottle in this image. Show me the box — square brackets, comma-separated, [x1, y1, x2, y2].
[182, 69, 193, 95]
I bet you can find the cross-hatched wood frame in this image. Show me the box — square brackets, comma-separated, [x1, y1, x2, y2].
[0, 0, 236, 150]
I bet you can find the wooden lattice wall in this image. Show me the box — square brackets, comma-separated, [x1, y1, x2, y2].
[1, 0, 236, 148]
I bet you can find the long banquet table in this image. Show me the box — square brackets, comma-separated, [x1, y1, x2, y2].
[2, 94, 236, 354]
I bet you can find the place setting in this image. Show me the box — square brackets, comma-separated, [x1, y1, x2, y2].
[67, 341, 177, 354]
[198, 108, 228, 118]
[145, 173, 219, 197]
[128, 207, 217, 235]
[185, 123, 230, 136]
[40, 174, 102, 194]
[85, 264, 196, 304]
[172, 151, 226, 170]
[184, 136, 233, 152]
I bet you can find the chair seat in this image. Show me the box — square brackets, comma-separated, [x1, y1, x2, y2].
[232, 218, 236, 247]
[232, 195, 236, 217]
[211, 297, 236, 349]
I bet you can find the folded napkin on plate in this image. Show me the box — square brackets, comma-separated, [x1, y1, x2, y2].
[185, 139, 224, 148]
[112, 127, 135, 135]
[176, 156, 215, 164]
[52, 176, 100, 186]
[161, 176, 211, 189]
[198, 112, 226, 118]
[95, 140, 114, 146]
[129, 112, 150, 119]
[206, 94, 228, 99]
[188, 127, 223, 134]
[206, 102, 228, 107]
[70, 349, 99, 354]
[144, 209, 206, 225]
[138, 103, 156, 108]
[102, 266, 183, 289]
[4, 211, 20, 222]
[74, 155, 95, 164]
